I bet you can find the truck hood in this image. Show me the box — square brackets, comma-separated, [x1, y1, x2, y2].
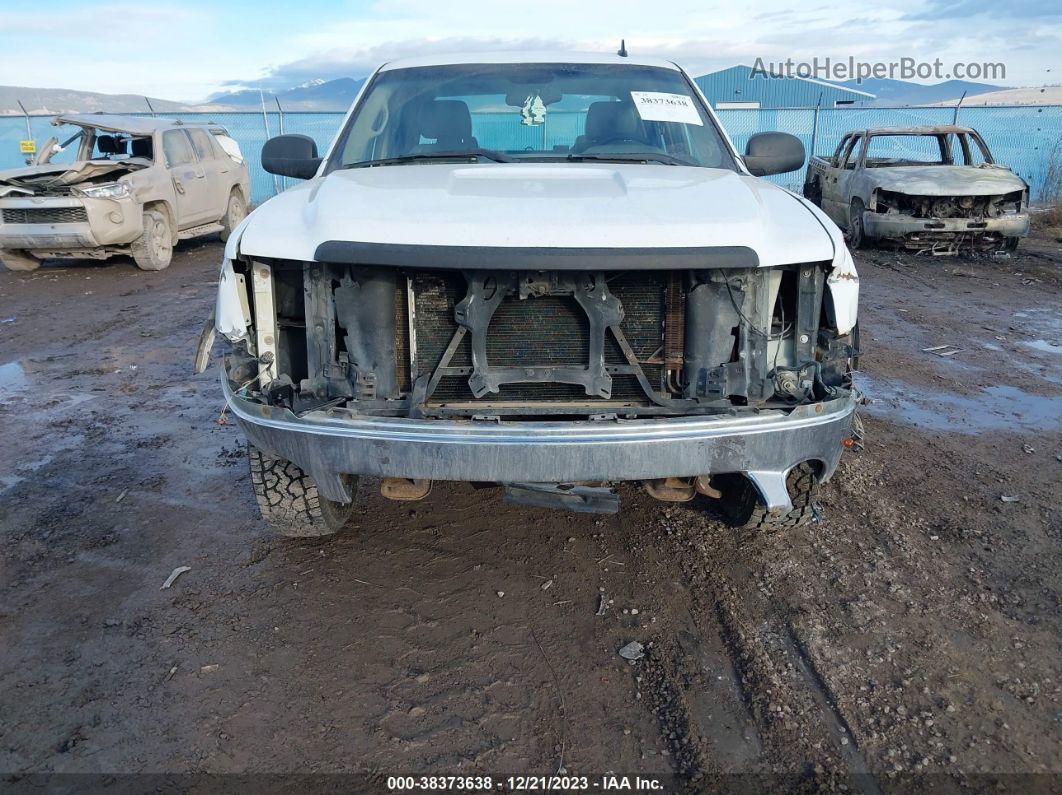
[866, 165, 1027, 196]
[0, 160, 148, 193]
[236, 163, 836, 267]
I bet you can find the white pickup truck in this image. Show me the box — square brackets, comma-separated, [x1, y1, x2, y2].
[199, 52, 861, 537]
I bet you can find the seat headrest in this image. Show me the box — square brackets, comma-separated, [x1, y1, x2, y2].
[419, 100, 473, 142]
[130, 138, 152, 158]
[585, 101, 641, 142]
[96, 134, 126, 155]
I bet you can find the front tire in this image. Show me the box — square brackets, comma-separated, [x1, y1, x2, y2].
[710, 463, 820, 532]
[131, 208, 173, 271]
[803, 178, 822, 207]
[219, 190, 246, 242]
[247, 445, 357, 538]
[848, 199, 870, 249]
[1, 250, 42, 272]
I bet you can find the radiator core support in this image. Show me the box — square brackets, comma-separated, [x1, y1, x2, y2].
[284, 262, 820, 419]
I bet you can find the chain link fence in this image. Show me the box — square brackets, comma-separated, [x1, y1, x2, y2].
[3, 105, 1061, 204]
[714, 105, 1062, 197]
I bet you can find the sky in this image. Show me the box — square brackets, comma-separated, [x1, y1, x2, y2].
[0, 0, 1058, 100]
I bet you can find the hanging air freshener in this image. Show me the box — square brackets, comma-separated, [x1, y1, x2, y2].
[520, 93, 547, 126]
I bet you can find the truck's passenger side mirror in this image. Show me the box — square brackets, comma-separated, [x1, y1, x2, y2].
[743, 132, 805, 177]
[262, 134, 321, 179]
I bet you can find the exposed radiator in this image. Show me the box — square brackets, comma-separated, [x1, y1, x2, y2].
[409, 271, 667, 404]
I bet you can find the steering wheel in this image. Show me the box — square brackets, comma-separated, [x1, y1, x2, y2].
[593, 135, 649, 147]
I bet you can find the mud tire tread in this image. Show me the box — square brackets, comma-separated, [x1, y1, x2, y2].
[714, 463, 820, 533]
[131, 208, 173, 271]
[220, 190, 246, 243]
[247, 444, 355, 537]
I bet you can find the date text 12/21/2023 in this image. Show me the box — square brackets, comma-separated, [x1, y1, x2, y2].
[386, 775, 666, 791]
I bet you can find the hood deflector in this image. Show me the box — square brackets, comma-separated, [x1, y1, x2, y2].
[313, 241, 759, 270]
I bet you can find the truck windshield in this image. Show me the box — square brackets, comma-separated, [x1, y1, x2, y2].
[332, 62, 735, 170]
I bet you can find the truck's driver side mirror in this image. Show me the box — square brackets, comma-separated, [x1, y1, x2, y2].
[262, 134, 321, 180]
[744, 132, 805, 176]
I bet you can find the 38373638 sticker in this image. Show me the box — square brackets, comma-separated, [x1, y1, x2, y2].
[629, 91, 703, 126]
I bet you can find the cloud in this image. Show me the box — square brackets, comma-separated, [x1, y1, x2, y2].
[1, 0, 1056, 99]
[226, 37, 581, 91]
[905, 0, 1062, 19]
[224, 0, 1048, 93]
[225, 36, 771, 92]
[0, 4, 205, 42]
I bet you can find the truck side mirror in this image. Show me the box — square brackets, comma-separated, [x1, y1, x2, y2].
[262, 134, 321, 179]
[743, 132, 805, 177]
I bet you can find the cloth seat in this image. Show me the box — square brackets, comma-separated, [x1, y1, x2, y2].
[418, 100, 478, 149]
[571, 101, 646, 152]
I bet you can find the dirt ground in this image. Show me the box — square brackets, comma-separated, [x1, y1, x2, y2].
[1, 232, 1060, 792]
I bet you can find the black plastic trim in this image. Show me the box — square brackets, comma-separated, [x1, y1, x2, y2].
[313, 241, 759, 270]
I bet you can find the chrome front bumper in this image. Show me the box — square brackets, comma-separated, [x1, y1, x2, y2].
[224, 377, 857, 512]
[863, 211, 1030, 239]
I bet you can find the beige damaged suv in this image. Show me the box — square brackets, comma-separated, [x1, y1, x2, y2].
[0, 114, 250, 271]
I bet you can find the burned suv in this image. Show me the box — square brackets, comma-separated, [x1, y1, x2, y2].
[201, 53, 861, 536]
[0, 114, 250, 271]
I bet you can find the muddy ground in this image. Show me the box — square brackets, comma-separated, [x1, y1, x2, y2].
[0, 233, 1060, 792]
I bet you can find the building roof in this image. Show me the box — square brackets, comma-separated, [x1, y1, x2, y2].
[380, 51, 681, 72]
[696, 65, 876, 101]
[53, 114, 223, 135]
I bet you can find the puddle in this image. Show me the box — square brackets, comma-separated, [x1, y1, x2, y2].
[1011, 308, 1062, 338]
[857, 374, 1062, 433]
[1021, 339, 1061, 355]
[0, 474, 25, 491]
[0, 361, 30, 398]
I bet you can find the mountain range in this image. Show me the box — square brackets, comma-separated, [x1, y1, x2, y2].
[0, 85, 199, 115]
[837, 78, 1007, 106]
[0, 75, 1023, 116]
[0, 78, 367, 115]
[202, 78, 366, 111]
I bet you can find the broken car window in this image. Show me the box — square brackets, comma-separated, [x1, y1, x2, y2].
[865, 135, 948, 167]
[89, 132, 152, 162]
[958, 133, 993, 165]
[831, 135, 850, 168]
[841, 135, 862, 169]
[212, 133, 245, 163]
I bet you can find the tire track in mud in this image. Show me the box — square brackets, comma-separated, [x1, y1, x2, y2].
[598, 499, 755, 788]
[638, 648, 711, 784]
[628, 505, 883, 791]
[782, 622, 880, 793]
[192, 490, 612, 775]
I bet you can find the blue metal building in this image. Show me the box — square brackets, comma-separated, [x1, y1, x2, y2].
[694, 65, 875, 109]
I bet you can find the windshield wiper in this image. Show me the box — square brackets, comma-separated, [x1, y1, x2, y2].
[566, 152, 692, 166]
[344, 149, 513, 168]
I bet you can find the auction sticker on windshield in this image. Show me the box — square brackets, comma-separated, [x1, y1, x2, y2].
[630, 92, 703, 125]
